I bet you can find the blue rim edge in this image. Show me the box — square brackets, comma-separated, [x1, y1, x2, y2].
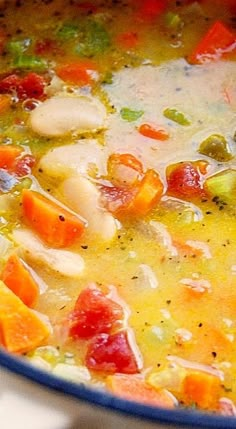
[0, 348, 235, 429]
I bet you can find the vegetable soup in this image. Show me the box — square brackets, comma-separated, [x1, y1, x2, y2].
[0, 0, 235, 415]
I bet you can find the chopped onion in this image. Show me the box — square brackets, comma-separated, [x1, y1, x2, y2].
[179, 278, 211, 293]
[52, 363, 91, 383]
[219, 397, 236, 416]
[149, 221, 178, 257]
[167, 355, 224, 380]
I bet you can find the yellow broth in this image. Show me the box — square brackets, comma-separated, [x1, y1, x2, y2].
[0, 0, 235, 414]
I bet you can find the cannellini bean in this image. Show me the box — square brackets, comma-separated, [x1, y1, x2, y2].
[39, 140, 108, 178]
[62, 176, 117, 242]
[29, 95, 106, 137]
[12, 229, 84, 277]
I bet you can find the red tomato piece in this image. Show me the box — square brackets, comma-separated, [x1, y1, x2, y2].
[0, 74, 21, 95]
[189, 21, 236, 64]
[86, 331, 140, 374]
[116, 32, 139, 49]
[0, 73, 45, 100]
[19, 73, 46, 100]
[167, 162, 204, 198]
[15, 154, 35, 177]
[69, 287, 124, 339]
[136, 0, 167, 21]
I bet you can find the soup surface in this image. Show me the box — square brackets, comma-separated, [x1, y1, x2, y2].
[0, 0, 235, 415]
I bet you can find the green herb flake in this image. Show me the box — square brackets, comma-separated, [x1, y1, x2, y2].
[76, 19, 110, 57]
[163, 107, 191, 126]
[13, 55, 47, 71]
[57, 23, 78, 40]
[120, 107, 144, 122]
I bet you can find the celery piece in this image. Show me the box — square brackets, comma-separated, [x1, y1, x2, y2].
[120, 107, 144, 122]
[165, 12, 181, 29]
[7, 38, 32, 56]
[198, 134, 233, 162]
[205, 169, 236, 203]
[57, 23, 78, 40]
[13, 55, 47, 71]
[75, 19, 110, 57]
[163, 108, 191, 126]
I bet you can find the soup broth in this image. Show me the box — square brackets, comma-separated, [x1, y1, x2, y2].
[0, 0, 235, 415]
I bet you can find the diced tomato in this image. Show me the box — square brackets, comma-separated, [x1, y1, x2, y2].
[0, 74, 21, 95]
[116, 32, 139, 49]
[15, 154, 35, 177]
[86, 331, 140, 374]
[107, 153, 143, 187]
[189, 21, 236, 64]
[19, 73, 46, 100]
[136, 0, 167, 21]
[100, 185, 136, 213]
[0, 73, 45, 100]
[69, 287, 124, 339]
[166, 162, 204, 198]
[56, 61, 98, 86]
[138, 123, 169, 141]
[35, 39, 62, 56]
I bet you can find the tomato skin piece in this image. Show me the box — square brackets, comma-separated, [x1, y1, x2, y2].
[166, 162, 204, 198]
[0, 74, 21, 95]
[69, 287, 124, 339]
[86, 331, 139, 374]
[189, 21, 236, 64]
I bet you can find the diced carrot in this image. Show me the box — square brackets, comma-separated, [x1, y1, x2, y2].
[107, 374, 176, 408]
[0, 145, 22, 170]
[0, 94, 11, 114]
[189, 21, 236, 64]
[56, 60, 98, 86]
[0, 281, 49, 354]
[182, 371, 222, 409]
[138, 123, 169, 141]
[2, 254, 39, 308]
[128, 169, 164, 215]
[22, 189, 85, 248]
[116, 32, 138, 49]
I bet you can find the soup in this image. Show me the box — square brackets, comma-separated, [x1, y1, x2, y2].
[0, 0, 235, 415]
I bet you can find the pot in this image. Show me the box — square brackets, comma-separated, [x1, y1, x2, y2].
[0, 348, 235, 429]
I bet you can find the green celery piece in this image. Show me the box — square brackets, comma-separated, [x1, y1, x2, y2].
[205, 169, 236, 203]
[198, 134, 233, 162]
[57, 23, 78, 40]
[76, 19, 110, 57]
[120, 107, 144, 122]
[163, 107, 191, 126]
[13, 55, 47, 71]
[165, 12, 181, 29]
[7, 38, 31, 56]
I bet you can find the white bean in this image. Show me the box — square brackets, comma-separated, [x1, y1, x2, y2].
[29, 95, 106, 137]
[39, 139, 108, 178]
[62, 176, 117, 242]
